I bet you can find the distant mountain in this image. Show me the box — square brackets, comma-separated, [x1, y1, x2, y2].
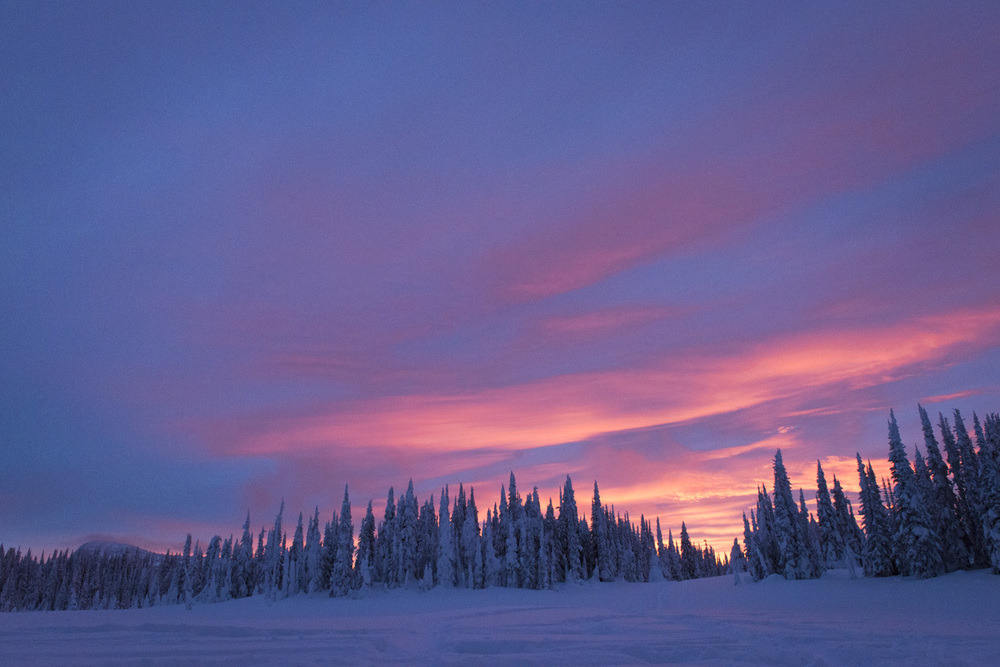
[75, 540, 159, 560]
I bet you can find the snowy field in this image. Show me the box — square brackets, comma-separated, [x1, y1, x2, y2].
[1, 570, 998, 665]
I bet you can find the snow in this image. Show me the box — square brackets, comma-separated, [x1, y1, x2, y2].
[2, 569, 998, 665]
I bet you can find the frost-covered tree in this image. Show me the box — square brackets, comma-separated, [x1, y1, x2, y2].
[375, 487, 395, 587]
[979, 413, 1000, 573]
[887, 411, 942, 578]
[287, 513, 304, 596]
[557, 476, 584, 582]
[856, 455, 894, 577]
[305, 508, 322, 594]
[437, 486, 455, 587]
[398, 481, 419, 586]
[917, 405, 969, 571]
[816, 461, 846, 568]
[331, 486, 355, 596]
[356, 501, 375, 588]
[772, 450, 812, 579]
[461, 488, 481, 588]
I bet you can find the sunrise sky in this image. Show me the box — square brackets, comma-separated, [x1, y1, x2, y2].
[3, 2, 999, 555]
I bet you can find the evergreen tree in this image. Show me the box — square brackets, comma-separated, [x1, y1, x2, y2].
[815, 461, 845, 568]
[979, 413, 1000, 573]
[331, 486, 355, 596]
[954, 409, 986, 564]
[461, 488, 481, 588]
[918, 405, 969, 570]
[856, 454, 894, 576]
[558, 476, 583, 582]
[772, 450, 809, 579]
[592, 481, 610, 581]
[375, 487, 396, 587]
[437, 486, 455, 587]
[288, 513, 304, 596]
[679, 522, 695, 580]
[356, 501, 376, 587]
[887, 411, 942, 577]
[305, 507, 323, 594]
[398, 481, 419, 586]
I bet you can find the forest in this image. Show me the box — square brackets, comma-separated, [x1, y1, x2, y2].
[1, 405, 998, 612]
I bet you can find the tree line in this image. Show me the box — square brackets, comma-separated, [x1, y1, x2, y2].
[0, 475, 725, 612]
[736, 407, 1000, 580]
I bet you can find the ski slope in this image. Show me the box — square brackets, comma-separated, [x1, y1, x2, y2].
[1, 569, 997, 665]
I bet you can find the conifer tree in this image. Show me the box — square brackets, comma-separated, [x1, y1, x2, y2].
[954, 409, 986, 564]
[437, 486, 455, 587]
[815, 461, 845, 568]
[398, 481, 419, 586]
[772, 450, 808, 578]
[461, 488, 481, 588]
[331, 486, 355, 596]
[375, 487, 395, 587]
[978, 413, 1000, 573]
[305, 508, 322, 594]
[558, 476, 583, 582]
[887, 411, 942, 577]
[355, 500, 375, 588]
[918, 405, 968, 570]
[679, 522, 695, 580]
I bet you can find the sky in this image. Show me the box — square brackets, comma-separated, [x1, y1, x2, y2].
[2, 2, 999, 556]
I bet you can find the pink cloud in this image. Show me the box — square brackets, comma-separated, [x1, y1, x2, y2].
[474, 15, 1000, 305]
[194, 306, 1000, 459]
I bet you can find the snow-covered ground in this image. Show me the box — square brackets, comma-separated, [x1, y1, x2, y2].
[1, 569, 998, 665]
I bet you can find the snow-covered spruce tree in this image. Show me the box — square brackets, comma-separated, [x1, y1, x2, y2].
[416, 495, 437, 589]
[887, 410, 942, 577]
[374, 487, 395, 587]
[772, 450, 812, 579]
[592, 481, 611, 581]
[481, 508, 501, 587]
[181, 534, 193, 610]
[755, 485, 780, 576]
[829, 476, 863, 573]
[679, 522, 695, 580]
[798, 489, 823, 578]
[331, 486, 355, 596]
[856, 454, 894, 576]
[979, 413, 1000, 573]
[816, 461, 846, 568]
[305, 508, 322, 593]
[918, 405, 969, 570]
[401, 481, 422, 586]
[558, 476, 584, 583]
[437, 486, 455, 588]
[742, 512, 765, 581]
[355, 500, 375, 588]
[655, 518, 669, 581]
[451, 485, 467, 588]
[263, 501, 285, 600]
[461, 488, 481, 588]
[953, 409, 987, 565]
[521, 489, 543, 588]
[287, 513, 304, 596]
[940, 412, 981, 565]
[234, 513, 253, 598]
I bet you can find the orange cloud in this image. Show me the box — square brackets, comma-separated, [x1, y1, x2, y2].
[219, 306, 1000, 459]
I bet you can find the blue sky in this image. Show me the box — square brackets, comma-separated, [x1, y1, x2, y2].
[2, 2, 999, 553]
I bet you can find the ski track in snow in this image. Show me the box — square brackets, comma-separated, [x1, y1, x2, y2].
[1, 570, 998, 665]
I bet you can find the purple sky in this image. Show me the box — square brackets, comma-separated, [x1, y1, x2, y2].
[3, 2, 999, 555]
